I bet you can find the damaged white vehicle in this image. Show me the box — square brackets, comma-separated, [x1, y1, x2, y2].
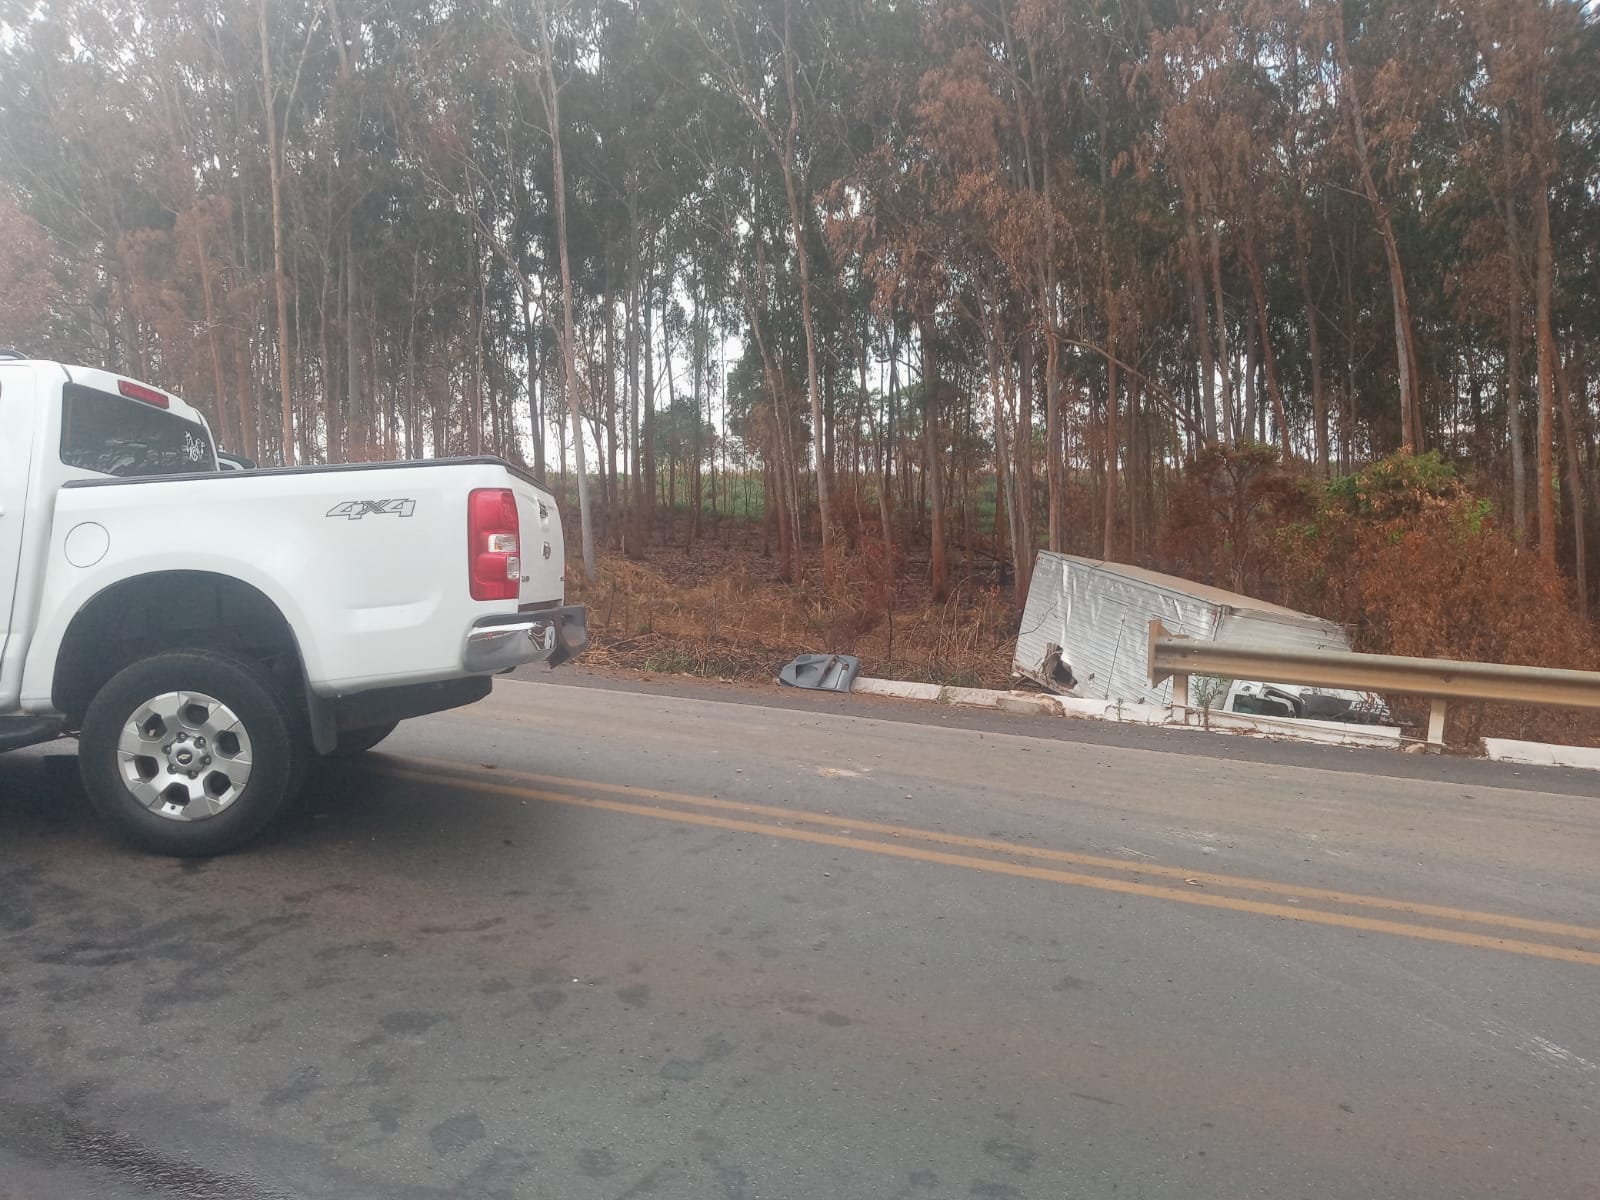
[1015, 552, 1392, 726]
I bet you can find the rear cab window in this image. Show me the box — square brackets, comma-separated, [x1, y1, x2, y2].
[60, 383, 216, 477]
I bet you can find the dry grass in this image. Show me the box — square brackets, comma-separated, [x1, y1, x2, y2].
[568, 548, 1018, 688]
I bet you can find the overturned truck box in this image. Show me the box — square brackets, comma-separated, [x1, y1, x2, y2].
[1014, 552, 1392, 724]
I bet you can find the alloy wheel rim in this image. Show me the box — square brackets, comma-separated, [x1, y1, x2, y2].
[115, 690, 254, 821]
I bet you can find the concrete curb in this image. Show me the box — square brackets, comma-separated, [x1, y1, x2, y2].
[850, 677, 1055, 715]
[851, 678, 1060, 717]
[1482, 738, 1600, 771]
[1182, 708, 1404, 750]
[850, 676, 1404, 750]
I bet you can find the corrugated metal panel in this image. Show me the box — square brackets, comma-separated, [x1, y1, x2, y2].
[1213, 608, 1349, 652]
[1013, 553, 1351, 705]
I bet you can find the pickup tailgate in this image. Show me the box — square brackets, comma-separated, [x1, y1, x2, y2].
[508, 473, 565, 606]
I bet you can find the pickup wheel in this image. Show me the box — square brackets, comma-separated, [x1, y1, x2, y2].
[78, 650, 303, 856]
[331, 721, 399, 757]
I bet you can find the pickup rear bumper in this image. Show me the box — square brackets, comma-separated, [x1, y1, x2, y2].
[463, 605, 589, 674]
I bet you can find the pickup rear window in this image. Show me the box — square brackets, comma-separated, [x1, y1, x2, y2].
[60, 383, 216, 477]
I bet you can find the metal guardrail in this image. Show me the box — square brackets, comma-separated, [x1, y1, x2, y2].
[1146, 620, 1600, 747]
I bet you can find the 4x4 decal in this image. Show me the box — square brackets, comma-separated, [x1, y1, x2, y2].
[326, 499, 417, 519]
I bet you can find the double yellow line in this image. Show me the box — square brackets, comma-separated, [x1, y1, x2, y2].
[368, 755, 1600, 968]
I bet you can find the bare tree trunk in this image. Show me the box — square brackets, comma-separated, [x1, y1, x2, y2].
[886, 324, 901, 548]
[554, 362, 568, 482]
[1335, 10, 1420, 453]
[867, 318, 893, 569]
[234, 331, 256, 462]
[690, 273, 704, 545]
[920, 309, 948, 601]
[604, 264, 619, 537]
[987, 309, 1024, 607]
[660, 288, 678, 520]
[1179, 165, 1218, 447]
[1285, 44, 1324, 474]
[406, 254, 422, 459]
[626, 203, 642, 556]
[1340, 224, 1358, 473]
[642, 261, 656, 547]
[319, 257, 338, 460]
[1378, 217, 1422, 453]
[776, 396, 803, 583]
[1128, 372, 1144, 559]
[1507, 330, 1531, 522]
[777, 0, 832, 577]
[1014, 335, 1034, 600]
[1043, 332, 1062, 551]
[1242, 225, 1293, 460]
[1293, 207, 1328, 476]
[1242, 303, 1259, 439]
[193, 216, 231, 451]
[747, 286, 799, 581]
[1203, 179, 1234, 444]
[1103, 295, 1117, 560]
[525, 300, 544, 476]
[1532, 113, 1559, 571]
[346, 233, 366, 461]
[1502, 154, 1528, 541]
[470, 228, 486, 456]
[534, 0, 594, 582]
[258, 0, 295, 465]
[1559, 359, 1586, 620]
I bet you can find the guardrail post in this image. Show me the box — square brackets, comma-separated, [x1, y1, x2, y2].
[1149, 619, 1192, 723]
[1426, 698, 1448, 751]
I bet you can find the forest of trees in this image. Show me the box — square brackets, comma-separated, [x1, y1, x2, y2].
[2, 0, 1597, 622]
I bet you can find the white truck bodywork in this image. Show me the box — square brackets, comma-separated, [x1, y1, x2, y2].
[0, 356, 586, 852]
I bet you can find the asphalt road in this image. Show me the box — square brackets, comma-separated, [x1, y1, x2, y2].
[1, 675, 1596, 1199]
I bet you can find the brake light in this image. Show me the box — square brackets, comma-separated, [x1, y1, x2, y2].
[118, 379, 170, 409]
[468, 488, 521, 600]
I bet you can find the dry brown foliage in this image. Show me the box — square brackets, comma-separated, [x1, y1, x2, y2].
[568, 542, 1016, 689]
[1269, 453, 1600, 745]
[0, 196, 58, 348]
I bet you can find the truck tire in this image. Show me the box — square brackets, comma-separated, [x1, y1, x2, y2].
[332, 721, 399, 757]
[78, 650, 304, 856]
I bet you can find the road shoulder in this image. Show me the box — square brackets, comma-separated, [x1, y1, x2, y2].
[510, 663, 1600, 798]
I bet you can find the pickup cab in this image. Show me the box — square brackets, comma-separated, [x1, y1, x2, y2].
[0, 354, 586, 854]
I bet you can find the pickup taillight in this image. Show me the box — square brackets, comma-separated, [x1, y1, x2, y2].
[468, 488, 521, 601]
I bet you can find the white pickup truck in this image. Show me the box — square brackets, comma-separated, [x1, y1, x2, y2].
[0, 354, 586, 854]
